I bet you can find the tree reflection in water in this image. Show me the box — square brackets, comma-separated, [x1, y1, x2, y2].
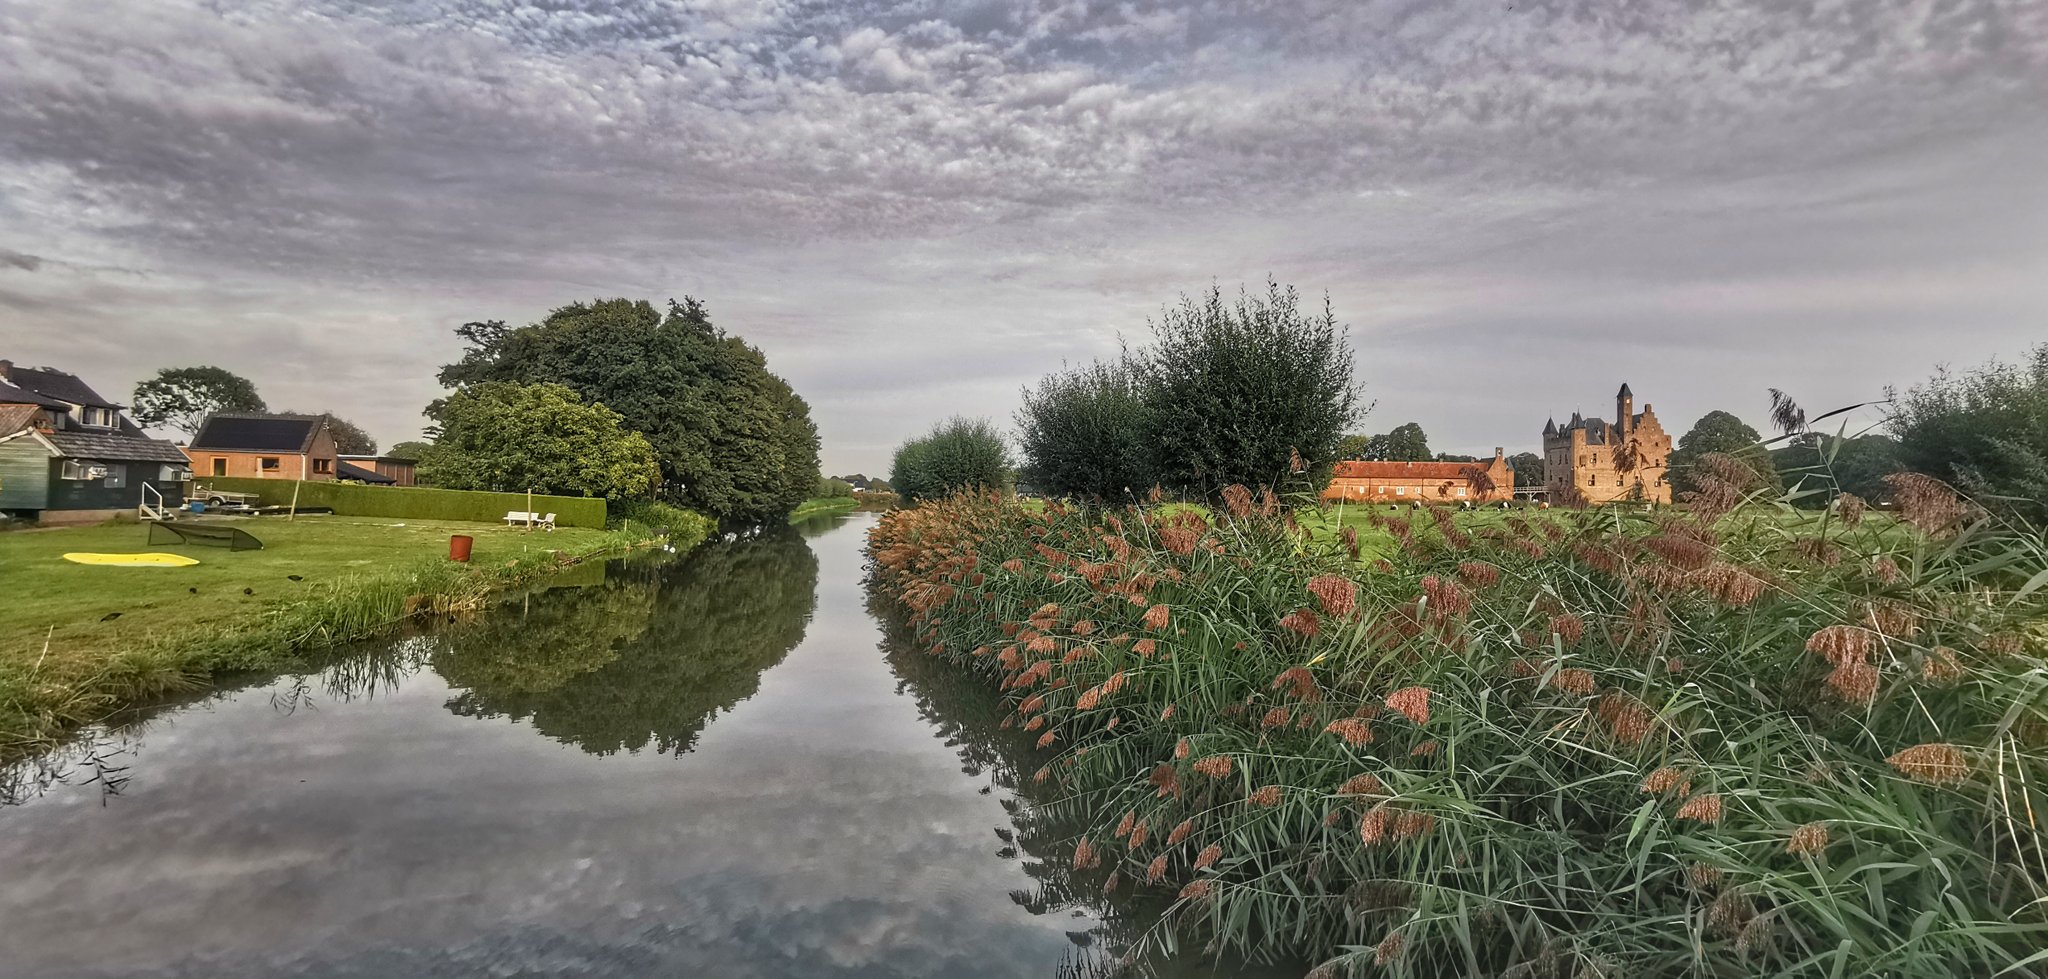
[435, 529, 820, 756]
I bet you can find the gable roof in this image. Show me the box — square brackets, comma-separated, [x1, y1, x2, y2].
[40, 430, 192, 463]
[190, 413, 326, 452]
[0, 365, 120, 408]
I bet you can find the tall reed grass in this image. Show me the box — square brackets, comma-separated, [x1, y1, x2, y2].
[866, 463, 2047, 976]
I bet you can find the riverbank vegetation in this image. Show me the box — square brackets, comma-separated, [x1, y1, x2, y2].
[867, 469, 2047, 975]
[0, 515, 708, 759]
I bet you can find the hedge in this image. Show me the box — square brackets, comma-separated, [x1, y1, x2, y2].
[198, 478, 608, 528]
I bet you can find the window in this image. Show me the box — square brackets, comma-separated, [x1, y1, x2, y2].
[1456, 488, 1467, 497]
[260, 457, 280, 471]
[61, 459, 109, 480]
[211, 458, 227, 476]
[103, 465, 125, 489]
[160, 465, 190, 481]
[313, 458, 332, 474]
[1394, 487, 1405, 496]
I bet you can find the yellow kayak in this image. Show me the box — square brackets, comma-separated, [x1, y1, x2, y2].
[62, 552, 200, 567]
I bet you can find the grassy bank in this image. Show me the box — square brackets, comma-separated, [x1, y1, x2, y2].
[0, 514, 708, 758]
[788, 496, 859, 522]
[867, 482, 2047, 976]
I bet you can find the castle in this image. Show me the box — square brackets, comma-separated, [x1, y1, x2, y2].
[1541, 383, 1673, 504]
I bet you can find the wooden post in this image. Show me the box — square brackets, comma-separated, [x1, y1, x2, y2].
[525, 487, 534, 533]
[288, 479, 302, 521]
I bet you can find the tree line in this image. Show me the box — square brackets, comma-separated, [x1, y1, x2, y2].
[130, 297, 825, 524]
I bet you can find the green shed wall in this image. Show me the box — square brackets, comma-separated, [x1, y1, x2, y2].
[0, 440, 52, 510]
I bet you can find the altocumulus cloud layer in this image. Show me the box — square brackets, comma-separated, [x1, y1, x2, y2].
[1, 0, 2044, 468]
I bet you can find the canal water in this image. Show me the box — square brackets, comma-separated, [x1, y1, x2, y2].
[0, 514, 1293, 978]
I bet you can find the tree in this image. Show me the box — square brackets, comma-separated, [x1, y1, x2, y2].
[418, 382, 660, 499]
[131, 366, 265, 437]
[1771, 434, 1903, 509]
[1890, 345, 2048, 522]
[289, 411, 376, 454]
[387, 440, 435, 463]
[436, 298, 821, 523]
[1669, 410, 1781, 496]
[1508, 451, 1544, 490]
[1016, 358, 1153, 501]
[815, 477, 855, 499]
[1435, 452, 1480, 463]
[1138, 281, 1361, 492]
[1375, 423, 1432, 461]
[891, 418, 1010, 503]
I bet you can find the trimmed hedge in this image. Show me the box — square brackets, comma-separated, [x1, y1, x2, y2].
[199, 478, 608, 528]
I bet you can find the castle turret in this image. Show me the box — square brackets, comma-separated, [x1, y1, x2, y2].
[1543, 417, 1557, 438]
[1616, 382, 1634, 438]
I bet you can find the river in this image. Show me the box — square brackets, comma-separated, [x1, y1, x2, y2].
[0, 514, 1295, 978]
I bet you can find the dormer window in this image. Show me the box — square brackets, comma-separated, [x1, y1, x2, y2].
[80, 406, 116, 427]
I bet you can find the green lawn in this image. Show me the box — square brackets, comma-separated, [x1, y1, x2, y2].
[0, 514, 624, 754]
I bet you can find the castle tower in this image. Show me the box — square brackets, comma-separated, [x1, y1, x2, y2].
[1616, 382, 1634, 438]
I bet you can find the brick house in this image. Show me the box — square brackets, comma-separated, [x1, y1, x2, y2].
[1323, 448, 1515, 504]
[1541, 383, 1674, 505]
[186, 413, 340, 481]
[0, 361, 192, 524]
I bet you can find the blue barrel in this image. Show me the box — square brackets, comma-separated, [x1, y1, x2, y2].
[187, 501, 206, 513]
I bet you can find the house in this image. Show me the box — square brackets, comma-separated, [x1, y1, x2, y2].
[0, 360, 192, 524]
[185, 413, 339, 481]
[337, 454, 417, 486]
[1323, 448, 1515, 504]
[1541, 384, 1673, 505]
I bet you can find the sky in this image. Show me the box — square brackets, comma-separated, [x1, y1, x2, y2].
[2, 0, 2044, 475]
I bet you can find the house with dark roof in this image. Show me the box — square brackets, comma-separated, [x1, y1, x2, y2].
[0, 360, 193, 524]
[186, 413, 340, 482]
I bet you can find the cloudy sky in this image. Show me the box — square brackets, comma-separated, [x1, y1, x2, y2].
[2, 0, 2043, 473]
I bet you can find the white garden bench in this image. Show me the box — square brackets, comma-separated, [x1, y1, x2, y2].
[503, 511, 557, 530]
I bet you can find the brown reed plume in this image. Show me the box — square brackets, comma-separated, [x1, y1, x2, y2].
[1385, 686, 1432, 725]
[1786, 821, 1830, 855]
[1887, 743, 1970, 785]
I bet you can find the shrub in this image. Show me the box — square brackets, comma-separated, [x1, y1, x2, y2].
[815, 477, 856, 499]
[202, 478, 608, 528]
[1137, 281, 1361, 493]
[867, 484, 2046, 976]
[1015, 358, 1152, 502]
[1010, 280, 1362, 501]
[418, 382, 660, 499]
[608, 498, 715, 548]
[890, 418, 1010, 503]
[1890, 343, 2048, 524]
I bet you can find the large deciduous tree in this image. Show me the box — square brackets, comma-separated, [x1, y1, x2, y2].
[1890, 344, 2048, 522]
[891, 418, 1010, 503]
[435, 298, 821, 523]
[1137, 281, 1360, 491]
[1372, 423, 1432, 461]
[419, 382, 659, 499]
[1670, 410, 1780, 496]
[131, 366, 265, 437]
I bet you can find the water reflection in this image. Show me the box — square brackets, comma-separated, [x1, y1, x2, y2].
[0, 516, 1279, 978]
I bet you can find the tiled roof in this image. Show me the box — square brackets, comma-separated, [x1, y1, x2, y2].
[43, 430, 191, 463]
[191, 413, 323, 452]
[0, 365, 119, 408]
[1331, 460, 1494, 481]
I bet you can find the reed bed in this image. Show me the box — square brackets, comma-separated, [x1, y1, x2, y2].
[865, 468, 2048, 977]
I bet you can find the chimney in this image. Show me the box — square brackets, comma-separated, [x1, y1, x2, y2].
[0, 359, 12, 380]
